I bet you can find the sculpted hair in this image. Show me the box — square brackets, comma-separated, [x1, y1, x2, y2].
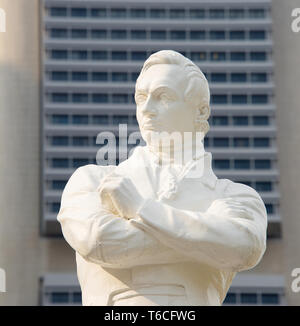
[136, 50, 211, 135]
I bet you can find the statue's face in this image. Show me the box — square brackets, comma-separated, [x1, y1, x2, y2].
[135, 64, 196, 144]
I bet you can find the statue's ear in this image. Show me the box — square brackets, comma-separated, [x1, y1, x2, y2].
[196, 105, 210, 121]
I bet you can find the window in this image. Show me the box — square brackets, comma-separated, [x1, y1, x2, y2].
[150, 9, 166, 19]
[232, 95, 247, 104]
[209, 9, 225, 19]
[265, 204, 274, 214]
[252, 94, 268, 104]
[71, 8, 87, 17]
[113, 115, 129, 125]
[52, 136, 69, 146]
[254, 138, 270, 147]
[73, 159, 90, 168]
[250, 52, 266, 61]
[204, 138, 209, 147]
[112, 72, 128, 82]
[72, 93, 88, 103]
[211, 73, 226, 83]
[72, 137, 89, 147]
[92, 115, 108, 125]
[111, 9, 126, 18]
[132, 52, 147, 61]
[170, 31, 186, 40]
[190, 52, 206, 61]
[250, 30, 266, 40]
[253, 116, 269, 125]
[234, 160, 250, 169]
[233, 138, 249, 147]
[211, 52, 226, 61]
[51, 203, 61, 213]
[92, 72, 107, 81]
[72, 50, 88, 60]
[233, 116, 248, 125]
[111, 30, 127, 39]
[262, 294, 279, 304]
[52, 158, 69, 168]
[130, 9, 146, 18]
[131, 30, 146, 39]
[255, 182, 272, 192]
[190, 31, 205, 40]
[52, 115, 68, 124]
[213, 138, 229, 147]
[230, 52, 246, 61]
[249, 9, 265, 19]
[229, 9, 244, 19]
[51, 71, 68, 81]
[231, 73, 247, 83]
[71, 29, 87, 39]
[52, 93, 68, 103]
[212, 116, 228, 125]
[131, 72, 139, 81]
[211, 95, 228, 104]
[72, 292, 82, 304]
[72, 72, 88, 81]
[189, 9, 205, 19]
[230, 31, 245, 40]
[51, 29, 67, 38]
[210, 31, 225, 40]
[91, 51, 107, 60]
[251, 73, 267, 82]
[92, 94, 108, 103]
[112, 51, 127, 60]
[50, 7, 67, 17]
[51, 50, 68, 60]
[72, 115, 89, 124]
[223, 293, 237, 304]
[151, 30, 166, 40]
[112, 94, 128, 103]
[255, 160, 271, 169]
[213, 160, 230, 169]
[91, 8, 107, 18]
[170, 9, 185, 19]
[52, 180, 67, 190]
[241, 293, 257, 304]
[91, 29, 107, 39]
[72, 115, 89, 125]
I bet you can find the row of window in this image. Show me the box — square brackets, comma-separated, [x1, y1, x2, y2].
[45, 291, 82, 305]
[48, 135, 271, 150]
[48, 92, 270, 105]
[48, 70, 269, 83]
[49, 28, 267, 41]
[223, 292, 280, 305]
[213, 160, 274, 174]
[48, 7, 267, 20]
[50, 114, 137, 125]
[49, 114, 270, 127]
[49, 157, 274, 174]
[49, 49, 269, 62]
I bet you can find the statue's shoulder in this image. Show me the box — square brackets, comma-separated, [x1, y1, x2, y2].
[216, 178, 263, 202]
[65, 164, 117, 192]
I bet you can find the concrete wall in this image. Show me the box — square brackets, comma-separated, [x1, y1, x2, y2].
[272, 0, 300, 305]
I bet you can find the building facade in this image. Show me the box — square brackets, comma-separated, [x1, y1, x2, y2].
[1, 0, 300, 306]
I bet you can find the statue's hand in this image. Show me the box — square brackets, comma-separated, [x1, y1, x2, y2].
[98, 174, 145, 219]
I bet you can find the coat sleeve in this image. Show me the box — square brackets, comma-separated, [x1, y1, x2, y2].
[131, 180, 268, 272]
[57, 165, 189, 269]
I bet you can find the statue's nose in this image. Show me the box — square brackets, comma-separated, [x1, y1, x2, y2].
[141, 97, 156, 116]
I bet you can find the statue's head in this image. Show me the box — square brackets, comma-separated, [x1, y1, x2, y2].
[135, 50, 210, 145]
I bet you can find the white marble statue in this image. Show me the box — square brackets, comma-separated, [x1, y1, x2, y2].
[57, 50, 267, 306]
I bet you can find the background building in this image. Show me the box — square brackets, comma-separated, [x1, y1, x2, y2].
[0, 0, 299, 305]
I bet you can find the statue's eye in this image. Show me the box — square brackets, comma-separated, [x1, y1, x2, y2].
[160, 93, 172, 102]
[135, 94, 147, 104]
